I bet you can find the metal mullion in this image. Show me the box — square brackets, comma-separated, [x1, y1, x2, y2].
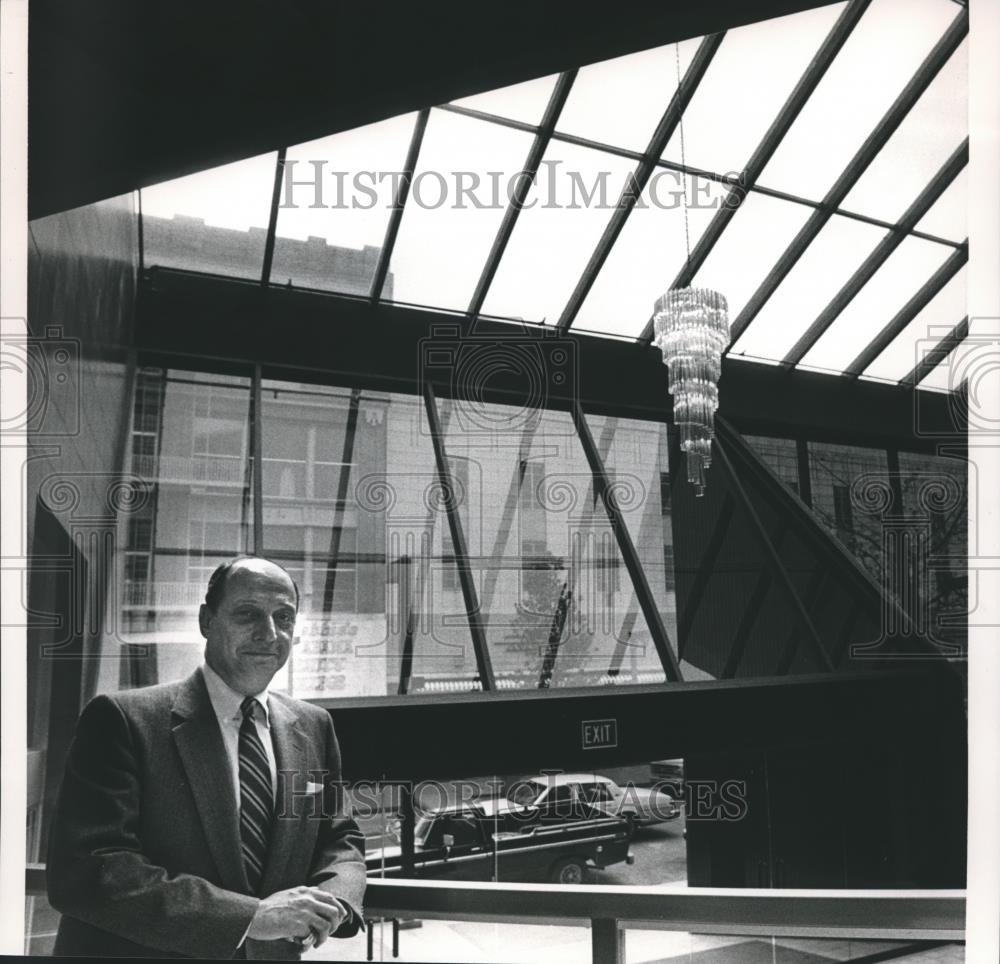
[251, 364, 264, 555]
[422, 381, 495, 689]
[900, 316, 968, 387]
[796, 437, 812, 507]
[650, 0, 872, 328]
[137, 190, 145, 275]
[773, 567, 827, 675]
[261, 148, 286, 286]
[322, 389, 362, 614]
[727, 11, 968, 347]
[556, 32, 726, 332]
[844, 242, 967, 379]
[713, 433, 835, 672]
[783, 139, 968, 368]
[467, 71, 576, 317]
[369, 110, 430, 304]
[572, 402, 682, 681]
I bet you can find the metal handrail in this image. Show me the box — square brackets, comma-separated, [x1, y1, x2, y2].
[26, 864, 964, 963]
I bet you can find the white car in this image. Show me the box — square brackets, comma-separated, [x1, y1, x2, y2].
[506, 773, 680, 827]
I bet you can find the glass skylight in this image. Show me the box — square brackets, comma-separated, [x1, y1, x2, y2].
[572, 172, 728, 337]
[272, 114, 418, 295]
[841, 39, 967, 225]
[378, 109, 533, 311]
[915, 166, 968, 241]
[799, 235, 956, 375]
[479, 141, 636, 324]
[863, 266, 966, 383]
[691, 191, 813, 323]
[449, 73, 559, 126]
[730, 215, 887, 363]
[141, 152, 278, 279]
[758, 0, 962, 202]
[661, 3, 846, 176]
[554, 40, 699, 153]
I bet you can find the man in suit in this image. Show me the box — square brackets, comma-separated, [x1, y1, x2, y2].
[47, 556, 367, 959]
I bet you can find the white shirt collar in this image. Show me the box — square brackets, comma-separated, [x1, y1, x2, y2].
[201, 661, 271, 726]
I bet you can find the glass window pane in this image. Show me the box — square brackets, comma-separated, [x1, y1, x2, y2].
[272, 114, 418, 295]
[141, 152, 277, 279]
[808, 442, 889, 586]
[380, 109, 535, 311]
[554, 40, 700, 152]
[917, 340, 966, 392]
[661, 3, 847, 175]
[117, 369, 254, 688]
[730, 215, 886, 364]
[743, 435, 801, 495]
[862, 266, 966, 383]
[915, 164, 967, 241]
[573, 173, 730, 337]
[449, 73, 558, 126]
[480, 142, 637, 323]
[799, 236, 955, 375]
[692, 191, 814, 322]
[842, 41, 967, 224]
[759, 0, 963, 201]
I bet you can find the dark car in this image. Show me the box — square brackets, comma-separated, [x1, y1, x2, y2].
[366, 798, 634, 885]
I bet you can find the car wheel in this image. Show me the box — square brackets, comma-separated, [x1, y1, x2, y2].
[550, 857, 587, 885]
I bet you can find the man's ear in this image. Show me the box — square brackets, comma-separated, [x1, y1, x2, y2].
[198, 604, 212, 639]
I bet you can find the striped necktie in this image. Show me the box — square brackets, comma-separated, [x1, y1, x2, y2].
[238, 696, 273, 894]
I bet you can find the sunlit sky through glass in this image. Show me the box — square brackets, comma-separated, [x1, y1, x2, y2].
[138, 0, 968, 389]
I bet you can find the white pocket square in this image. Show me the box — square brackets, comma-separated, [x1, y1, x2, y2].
[306, 781, 325, 794]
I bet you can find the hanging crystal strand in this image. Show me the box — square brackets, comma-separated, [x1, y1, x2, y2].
[651, 46, 730, 496]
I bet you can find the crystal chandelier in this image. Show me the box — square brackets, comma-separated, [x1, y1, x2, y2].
[653, 288, 730, 496]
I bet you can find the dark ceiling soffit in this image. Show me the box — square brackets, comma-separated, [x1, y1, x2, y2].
[637, 0, 872, 345]
[467, 71, 577, 318]
[844, 241, 968, 380]
[136, 267, 962, 452]
[369, 110, 430, 303]
[726, 9, 969, 348]
[782, 138, 968, 368]
[899, 315, 968, 388]
[556, 32, 725, 332]
[28, 0, 845, 219]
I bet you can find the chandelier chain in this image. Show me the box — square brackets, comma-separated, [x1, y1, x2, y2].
[674, 42, 691, 275]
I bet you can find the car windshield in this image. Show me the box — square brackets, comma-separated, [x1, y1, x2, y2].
[507, 780, 546, 807]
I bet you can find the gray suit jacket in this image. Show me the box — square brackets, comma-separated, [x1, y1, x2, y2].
[47, 670, 367, 959]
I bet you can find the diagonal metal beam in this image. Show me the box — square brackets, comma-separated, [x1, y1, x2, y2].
[322, 389, 361, 613]
[572, 402, 682, 680]
[556, 32, 726, 333]
[370, 109, 430, 304]
[783, 139, 968, 367]
[726, 10, 968, 348]
[773, 567, 827, 675]
[900, 315, 968, 388]
[261, 149, 287, 285]
[637, 0, 872, 345]
[843, 241, 967, 379]
[713, 431, 835, 672]
[423, 381, 495, 689]
[467, 71, 576, 318]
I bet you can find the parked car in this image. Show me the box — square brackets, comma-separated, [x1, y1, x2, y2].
[506, 772, 680, 826]
[366, 798, 634, 884]
[649, 758, 685, 799]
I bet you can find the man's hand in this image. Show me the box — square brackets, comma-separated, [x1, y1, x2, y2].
[247, 886, 346, 946]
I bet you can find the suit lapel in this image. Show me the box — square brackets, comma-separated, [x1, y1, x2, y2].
[260, 696, 309, 894]
[171, 671, 249, 894]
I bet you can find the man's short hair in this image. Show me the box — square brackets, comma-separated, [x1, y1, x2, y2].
[203, 556, 301, 612]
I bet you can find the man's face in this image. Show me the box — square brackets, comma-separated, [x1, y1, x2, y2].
[199, 560, 297, 695]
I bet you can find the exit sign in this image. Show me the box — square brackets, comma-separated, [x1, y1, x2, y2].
[582, 718, 618, 750]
